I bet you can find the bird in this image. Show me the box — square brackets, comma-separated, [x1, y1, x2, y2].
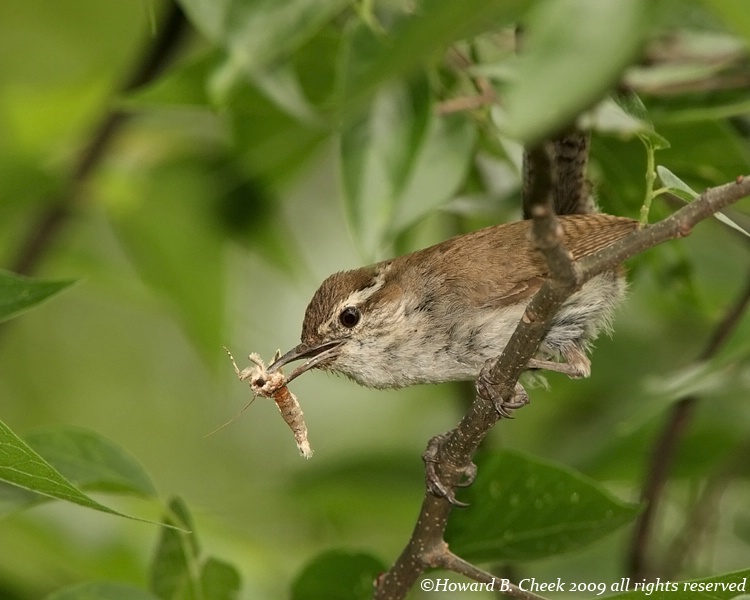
[267, 213, 638, 391]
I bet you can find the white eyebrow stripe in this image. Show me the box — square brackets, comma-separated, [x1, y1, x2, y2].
[335, 264, 389, 309]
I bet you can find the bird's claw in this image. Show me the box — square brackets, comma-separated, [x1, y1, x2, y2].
[476, 362, 531, 418]
[422, 433, 476, 507]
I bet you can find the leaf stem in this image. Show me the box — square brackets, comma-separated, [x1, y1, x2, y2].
[640, 134, 657, 225]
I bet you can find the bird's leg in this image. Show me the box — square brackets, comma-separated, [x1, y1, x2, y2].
[423, 357, 535, 505]
[527, 344, 591, 378]
[423, 433, 477, 507]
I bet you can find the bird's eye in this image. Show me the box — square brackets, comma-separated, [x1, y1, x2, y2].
[339, 306, 361, 328]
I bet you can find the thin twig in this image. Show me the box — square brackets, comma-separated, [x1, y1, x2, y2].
[436, 47, 496, 116]
[436, 81, 496, 116]
[431, 549, 548, 600]
[627, 267, 750, 580]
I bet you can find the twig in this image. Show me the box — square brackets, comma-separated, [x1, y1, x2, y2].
[374, 176, 750, 599]
[435, 80, 496, 116]
[627, 267, 750, 580]
[436, 47, 496, 116]
[431, 549, 548, 600]
[7, 1, 188, 277]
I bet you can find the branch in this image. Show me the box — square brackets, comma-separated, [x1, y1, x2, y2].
[436, 47, 497, 116]
[627, 266, 750, 580]
[7, 1, 188, 277]
[373, 175, 750, 599]
[434, 550, 548, 600]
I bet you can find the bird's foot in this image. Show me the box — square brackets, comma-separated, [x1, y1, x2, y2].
[476, 361, 531, 418]
[422, 433, 476, 507]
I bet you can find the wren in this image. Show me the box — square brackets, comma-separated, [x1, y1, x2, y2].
[269, 213, 637, 390]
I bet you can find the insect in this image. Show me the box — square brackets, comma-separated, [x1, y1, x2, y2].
[224, 348, 313, 459]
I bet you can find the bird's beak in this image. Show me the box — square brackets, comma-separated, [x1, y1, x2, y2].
[267, 341, 342, 384]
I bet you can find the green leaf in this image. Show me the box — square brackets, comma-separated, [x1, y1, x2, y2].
[339, 0, 528, 115]
[584, 97, 653, 138]
[445, 449, 640, 562]
[23, 426, 156, 496]
[0, 419, 151, 523]
[200, 557, 241, 600]
[122, 50, 218, 109]
[656, 166, 750, 238]
[340, 75, 474, 257]
[656, 165, 698, 201]
[599, 91, 671, 149]
[223, 78, 329, 183]
[149, 497, 200, 600]
[291, 550, 386, 600]
[0, 269, 75, 323]
[604, 568, 750, 599]
[0, 426, 156, 515]
[177, 0, 348, 93]
[498, 0, 652, 144]
[149, 497, 240, 600]
[44, 581, 162, 600]
[389, 113, 476, 233]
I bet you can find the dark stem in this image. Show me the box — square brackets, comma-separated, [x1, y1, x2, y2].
[627, 267, 750, 580]
[8, 1, 188, 277]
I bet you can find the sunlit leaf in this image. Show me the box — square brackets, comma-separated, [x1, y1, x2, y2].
[23, 426, 156, 496]
[0, 420, 152, 523]
[0, 426, 156, 515]
[657, 166, 750, 237]
[657, 165, 698, 201]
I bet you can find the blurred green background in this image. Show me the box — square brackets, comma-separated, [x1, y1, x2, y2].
[1, 1, 750, 599]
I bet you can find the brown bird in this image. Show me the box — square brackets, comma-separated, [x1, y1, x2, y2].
[269, 214, 638, 389]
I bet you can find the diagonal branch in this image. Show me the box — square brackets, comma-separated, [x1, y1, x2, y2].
[373, 176, 750, 600]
